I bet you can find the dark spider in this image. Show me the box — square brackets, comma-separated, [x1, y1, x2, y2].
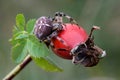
[34, 12, 77, 47]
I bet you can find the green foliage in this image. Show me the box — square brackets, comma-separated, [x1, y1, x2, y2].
[33, 57, 63, 72]
[27, 35, 49, 58]
[10, 14, 62, 72]
[16, 14, 25, 31]
[26, 19, 36, 34]
[11, 39, 28, 63]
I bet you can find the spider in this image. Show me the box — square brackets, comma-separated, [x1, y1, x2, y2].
[34, 12, 106, 67]
[34, 12, 77, 47]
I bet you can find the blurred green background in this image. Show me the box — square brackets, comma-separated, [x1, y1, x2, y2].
[0, 0, 120, 80]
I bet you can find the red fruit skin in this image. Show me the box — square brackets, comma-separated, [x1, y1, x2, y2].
[51, 23, 88, 59]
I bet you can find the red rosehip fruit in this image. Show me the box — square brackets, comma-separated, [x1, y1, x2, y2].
[51, 23, 88, 59]
[51, 23, 106, 67]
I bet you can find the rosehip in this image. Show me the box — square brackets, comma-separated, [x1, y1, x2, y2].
[51, 23, 88, 59]
[33, 12, 106, 67]
[51, 24, 106, 67]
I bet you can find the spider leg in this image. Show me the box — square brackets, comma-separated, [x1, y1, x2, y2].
[52, 23, 63, 31]
[55, 36, 68, 46]
[49, 36, 68, 50]
[50, 41, 55, 48]
[63, 13, 78, 25]
[46, 31, 58, 41]
[53, 12, 78, 25]
[44, 28, 65, 45]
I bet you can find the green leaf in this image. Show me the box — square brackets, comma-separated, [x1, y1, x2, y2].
[11, 14, 62, 71]
[26, 19, 36, 34]
[16, 14, 25, 31]
[11, 39, 28, 63]
[32, 57, 63, 72]
[27, 35, 50, 58]
[12, 25, 19, 35]
[14, 31, 28, 40]
[9, 31, 28, 45]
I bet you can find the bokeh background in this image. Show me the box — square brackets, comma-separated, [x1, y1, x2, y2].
[0, 0, 120, 80]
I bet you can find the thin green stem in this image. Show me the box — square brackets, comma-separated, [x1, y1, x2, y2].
[3, 55, 32, 80]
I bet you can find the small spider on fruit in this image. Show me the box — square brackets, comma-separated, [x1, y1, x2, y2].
[34, 12, 76, 46]
[51, 23, 106, 67]
[34, 12, 106, 67]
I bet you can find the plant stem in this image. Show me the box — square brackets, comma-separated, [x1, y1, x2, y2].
[3, 55, 32, 80]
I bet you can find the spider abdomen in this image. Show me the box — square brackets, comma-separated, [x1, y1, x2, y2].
[34, 16, 53, 41]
